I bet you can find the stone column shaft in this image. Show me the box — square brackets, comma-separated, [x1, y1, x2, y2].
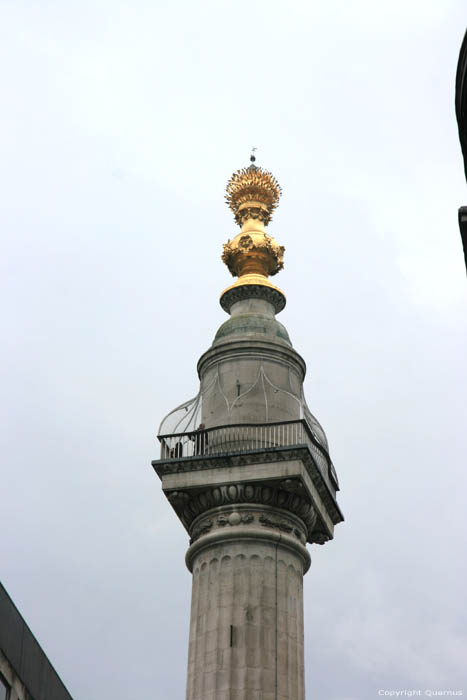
[185, 505, 310, 700]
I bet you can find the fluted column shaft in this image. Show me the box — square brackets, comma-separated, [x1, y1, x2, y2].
[185, 504, 310, 700]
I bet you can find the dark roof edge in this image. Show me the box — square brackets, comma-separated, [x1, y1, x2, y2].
[0, 581, 74, 700]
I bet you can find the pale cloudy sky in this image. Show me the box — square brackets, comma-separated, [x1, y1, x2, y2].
[1, 1, 467, 699]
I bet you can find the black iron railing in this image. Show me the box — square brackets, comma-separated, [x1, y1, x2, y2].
[157, 419, 339, 490]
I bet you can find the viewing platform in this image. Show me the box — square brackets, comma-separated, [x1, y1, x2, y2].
[157, 418, 339, 492]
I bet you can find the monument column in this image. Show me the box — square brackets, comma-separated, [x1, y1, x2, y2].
[153, 158, 343, 700]
[185, 503, 309, 700]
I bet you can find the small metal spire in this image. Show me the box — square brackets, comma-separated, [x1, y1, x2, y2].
[250, 146, 257, 163]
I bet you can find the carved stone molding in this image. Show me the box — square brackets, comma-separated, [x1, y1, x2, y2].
[280, 478, 304, 493]
[217, 512, 254, 527]
[166, 490, 189, 505]
[220, 283, 286, 314]
[185, 503, 311, 574]
[310, 532, 330, 545]
[258, 513, 306, 544]
[190, 504, 307, 544]
[172, 481, 317, 542]
[190, 509, 257, 544]
[190, 519, 213, 542]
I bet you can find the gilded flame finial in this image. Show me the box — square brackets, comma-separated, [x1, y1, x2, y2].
[225, 164, 282, 226]
[220, 162, 286, 314]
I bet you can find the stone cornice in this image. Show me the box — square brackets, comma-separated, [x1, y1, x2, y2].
[153, 445, 343, 527]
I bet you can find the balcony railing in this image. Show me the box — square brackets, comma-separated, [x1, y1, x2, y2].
[157, 419, 339, 490]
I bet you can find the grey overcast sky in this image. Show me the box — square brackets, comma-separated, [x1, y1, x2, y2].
[1, 1, 467, 699]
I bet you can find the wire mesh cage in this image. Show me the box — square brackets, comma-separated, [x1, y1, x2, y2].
[157, 361, 339, 490]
